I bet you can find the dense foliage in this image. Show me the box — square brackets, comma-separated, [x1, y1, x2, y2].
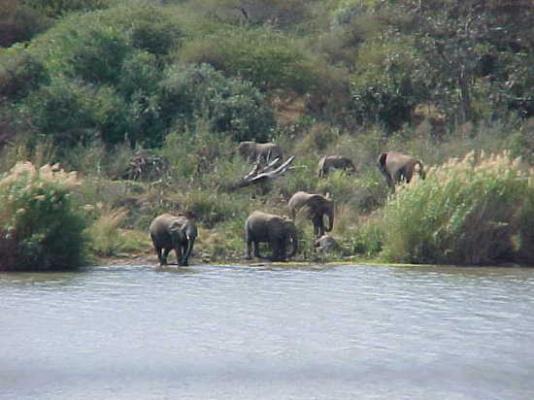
[0, 162, 87, 271]
[0, 0, 532, 266]
[382, 152, 533, 265]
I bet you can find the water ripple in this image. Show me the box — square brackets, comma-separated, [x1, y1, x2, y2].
[1, 264, 534, 400]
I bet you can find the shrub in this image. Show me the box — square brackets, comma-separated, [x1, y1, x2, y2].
[351, 37, 427, 131]
[179, 190, 244, 229]
[23, 0, 111, 17]
[180, 26, 323, 94]
[348, 221, 384, 258]
[0, 1, 50, 47]
[29, 4, 182, 78]
[86, 207, 128, 256]
[159, 64, 275, 142]
[0, 162, 87, 271]
[117, 51, 162, 99]
[36, 19, 131, 85]
[316, 170, 359, 204]
[382, 151, 532, 265]
[23, 78, 131, 146]
[0, 49, 48, 100]
[518, 178, 534, 264]
[509, 119, 534, 166]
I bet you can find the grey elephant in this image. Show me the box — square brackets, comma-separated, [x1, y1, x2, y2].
[314, 234, 339, 253]
[317, 155, 356, 177]
[288, 191, 334, 238]
[237, 141, 284, 165]
[245, 211, 298, 261]
[377, 151, 426, 192]
[149, 213, 198, 266]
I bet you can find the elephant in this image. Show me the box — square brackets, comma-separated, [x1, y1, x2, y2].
[288, 191, 334, 238]
[245, 211, 298, 261]
[237, 141, 284, 165]
[317, 155, 356, 177]
[149, 213, 198, 266]
[377, 151, 426, 191]
[314, 234, 339, 253]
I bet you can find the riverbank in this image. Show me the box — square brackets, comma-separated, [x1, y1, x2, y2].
[95, 249, 531, 269]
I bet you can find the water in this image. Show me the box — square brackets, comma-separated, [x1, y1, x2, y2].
[1, 264, 533, 400]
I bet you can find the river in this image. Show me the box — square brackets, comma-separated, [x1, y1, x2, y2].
[1, 264, 533, 399]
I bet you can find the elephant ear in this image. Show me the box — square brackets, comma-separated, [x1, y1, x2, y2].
[169, 220, 185, 239]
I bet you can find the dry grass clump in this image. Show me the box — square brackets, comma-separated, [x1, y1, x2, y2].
[86, 207, 128, 257]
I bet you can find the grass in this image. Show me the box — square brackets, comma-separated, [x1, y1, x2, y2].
[1, 118, 532, 267]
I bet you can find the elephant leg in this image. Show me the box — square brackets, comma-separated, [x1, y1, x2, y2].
[245, 238, 253, 259]
[174, 246, 183, 266]
[269, 240, 279, 261]
[278, 238, 287, 261]
[394, 169, 405, 184]
[180, 243, 190, 266]
[162, 248, 171, 265]
[155, 246, 164, 266]
[385, 173, 395, 190]
[270, 239, 284, 261]
[253, 241, 262, 258]
[312, 215, 324, 238]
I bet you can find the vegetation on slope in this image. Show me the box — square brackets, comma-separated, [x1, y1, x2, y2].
[0, 0, 532, 268]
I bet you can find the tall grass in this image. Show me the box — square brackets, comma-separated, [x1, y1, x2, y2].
[382, 151, 533, 265]
[86, 207, 128, 256]
[0, 162, 87, 271]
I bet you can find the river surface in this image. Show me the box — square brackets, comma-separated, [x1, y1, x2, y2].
[1, 264, 533, 400]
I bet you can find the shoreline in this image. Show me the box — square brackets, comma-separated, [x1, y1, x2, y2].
[94, 253, 531, 269]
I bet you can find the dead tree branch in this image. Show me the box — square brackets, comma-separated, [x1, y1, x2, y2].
[229, 156, 295, 191]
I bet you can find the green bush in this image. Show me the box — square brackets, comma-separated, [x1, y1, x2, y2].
[0, 49, 48, 100]
[160, 64, 275, 142]
[0, 1, 50, 47]
[0, 162, 87, 271]
[382, 151, 533, 265]
[351, 38, 427, 131]
[348, 221, 384, 258]
[518, 179, 534, 264]
[34, 18, 131, 85]
[23, 78, 130, 146]
[180, 26, 323, 94]
[23, 0, 111, 17]
[29, 4, 182, 76]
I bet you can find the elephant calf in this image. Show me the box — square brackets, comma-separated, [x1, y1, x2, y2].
[288, 191, 334, 238]
[245, 211, 298, 262]
[149, 213, 198, 266]
[317, 155, 356, 177]
[377, 151, 426, 191]
[237, 141, 284, 165]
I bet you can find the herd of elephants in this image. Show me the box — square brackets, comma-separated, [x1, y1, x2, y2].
[149, 141, 426, 266]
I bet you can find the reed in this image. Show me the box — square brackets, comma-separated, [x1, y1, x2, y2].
[382, 151, 533, 265]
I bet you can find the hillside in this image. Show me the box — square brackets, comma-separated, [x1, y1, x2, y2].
[0, 0, 533, 269]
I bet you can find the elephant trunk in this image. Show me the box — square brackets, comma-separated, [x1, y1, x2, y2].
[183, 236, 195, 264]
[326, 208, 334, 232]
